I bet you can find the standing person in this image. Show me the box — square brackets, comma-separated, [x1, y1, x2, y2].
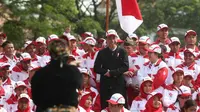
[180, 30, 199, 56]
[80, 37, 100, 89]
[35, 37, 50, 67]
[165, 37, 184, 85]
[94, 29, 129, 109]
[10, 53, 31, 82]
[177, 49, 200, 89]
[153, 23, 171, 53]
[31, 39, 83, 111]
[0, 63, 15, 102]
[137, 44, 168, 93]
[0, 41, 18, 70]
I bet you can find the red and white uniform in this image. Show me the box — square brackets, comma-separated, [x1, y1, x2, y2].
[166, 102, 180, 112]
[177, 62, 200, 88]
[125, 53, 149, 87]
[130, 97, 147, 112]
[137, 59, 168, 93]
[0, 107, 6, 112]
[81, 51, 99, 88]
[10, 65, 29, 82]
[30, 54, 42, 68]
[165, 52, 184, 84]
[162, 84, 179, 108]
[2, 78, 15, 103]
[152, 38, 171, 52]
[77, 105, 86, 112]
[0, 55, 18, 70]
[101, 107, 130, 112]
[39, 51, 51, 67]
[83, 86, 101, 112]
[4, 94, 35, 112]
[180, 46, 200, 58]
[130, 77, 153, 112]
[71, 47, 85, 61]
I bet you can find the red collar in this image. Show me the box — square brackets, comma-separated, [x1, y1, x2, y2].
[154, 59, 162, 66]
[135, 52, 149, 58]
[183, 62, 195, 70]
[71, 48, 79, 56]
[6, 94, 18, 104]
[181, 46, 199, 52]
[0, 55, 18, 62]
[23, 78, 30, 85]
[3, 78, 12, 86]
[83, 51, 96, 59]
[168, 52, 182, 59]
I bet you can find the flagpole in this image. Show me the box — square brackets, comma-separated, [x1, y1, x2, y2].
[106, 0, 110, 31]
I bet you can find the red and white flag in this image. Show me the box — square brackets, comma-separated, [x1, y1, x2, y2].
[116, 0, 143, 35]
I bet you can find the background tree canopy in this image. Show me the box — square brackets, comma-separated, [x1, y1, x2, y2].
[0, 0, 200, 48]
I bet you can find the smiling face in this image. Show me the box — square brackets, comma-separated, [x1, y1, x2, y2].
[143, 81, 153, 94]
[184, 52, 195, 65]
[169, 42, 180, 53]
[84, 96, 93, 108]
[185, 35, 197, 46]
[18, 98, 29, 110]
[157, 28, 168, 39]
[152, 96, 162, 108]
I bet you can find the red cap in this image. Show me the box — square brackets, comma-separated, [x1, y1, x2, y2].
[185, 30, 197, 38]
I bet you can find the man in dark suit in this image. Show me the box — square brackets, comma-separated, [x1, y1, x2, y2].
[94, 29, 129, 109]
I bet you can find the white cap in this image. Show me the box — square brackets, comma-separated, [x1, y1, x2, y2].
[157, 23, 168, 32]
[142, 77, 153, 83]
[185, 30, 197, 38]
[84, 32, 93, 37]
[0, 63, 10, 69]
[147, 92, 162, 100]
[18, 93, 30, 101]
[128, 33, 138, 40]
[147, 44, 162, 54]
[68, 35, 76, 41]
[36, 37, 46, 45]
[184, 71, 194, 79]
[178, 86, 191, 97]
[24, 41, 34, 49]
[47, 34, 59, 44]
[172, 68, 184, 76]
[107, 93, 125, 104]
[20, 52, 31, 61]
[106, 29, 119, 38]
[139, 36, 151, 44]
[78, 68, 94, 78]
[184, 48, 196, 57]
[84, 37, 96, 46]
[170, 37, 181, 44]
[15, 81, 27, 89]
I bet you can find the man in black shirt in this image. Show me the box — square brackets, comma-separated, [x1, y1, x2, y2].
[94, 29, 129, 109]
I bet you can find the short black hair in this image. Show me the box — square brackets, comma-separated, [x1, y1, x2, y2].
[182, 99, 197, 110]
[1, 41, 13, 48]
